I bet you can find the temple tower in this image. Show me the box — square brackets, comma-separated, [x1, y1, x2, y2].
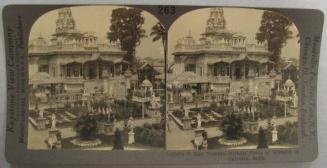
[205, 8, 226, 34]
[54, 8, 76, 36]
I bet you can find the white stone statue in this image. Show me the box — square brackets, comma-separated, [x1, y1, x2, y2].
[110, 85, 113, 96]
[39, 109, 44, 118]
[184, 108, 189, 118]
[197, 113, 202, 128]
[254, 84, 258, 96]
[272, 125, 278, 143]
[127, 116, 134, 132]
[51, 113, 57, 129]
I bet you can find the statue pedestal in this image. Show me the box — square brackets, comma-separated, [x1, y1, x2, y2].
[103, 123, 115, 136]
[128, 131, 135, 144]
[97, 122, 105, 134]
[193, 127, 205, 150]
[47, 128, 61, 149]
[244, 120, 259, 134]
[36, 117, 47, 130]
[202, 139, 208, 150]
[182, 117, 192, 130]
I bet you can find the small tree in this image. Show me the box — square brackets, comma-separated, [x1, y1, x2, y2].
[256, 11, 293, 70]
[221, 113, 243, 140]
[107, 8, 146, 68]
[257, 127, 268, 149]
[113, 128, 124, 150]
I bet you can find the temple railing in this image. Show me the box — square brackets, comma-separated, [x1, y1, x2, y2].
[175, 42, 268, 52]
[29, 43, 122, 53]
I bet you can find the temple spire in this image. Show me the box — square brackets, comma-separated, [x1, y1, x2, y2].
[54, 7, 76, 36]
[205, 8, 226, 34]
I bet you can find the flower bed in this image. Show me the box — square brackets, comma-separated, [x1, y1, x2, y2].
[134, 123, 165, 147]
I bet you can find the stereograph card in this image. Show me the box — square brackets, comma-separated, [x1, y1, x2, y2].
[2, 4, 324, 166]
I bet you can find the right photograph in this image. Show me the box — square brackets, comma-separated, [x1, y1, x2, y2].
[166, 7, 300, 150]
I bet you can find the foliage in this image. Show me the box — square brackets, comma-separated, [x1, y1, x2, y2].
[107, 8, 146, 68]
[221, 113, 243, 140]
[256, 11, 293, 70]
[257, 127, 268, 149]
[112, 99, 143, 119]
[69, 106, 88, 116]
[277, 122, 298, 144]
[210, 102, 218, 109]
[112, 128, 124, 150]
[134, 122, 165, 147]
[255, 99, 284, 119]
[75, 114, 98, 141]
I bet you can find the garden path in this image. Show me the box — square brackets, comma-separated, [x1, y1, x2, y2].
[166, 119, 195, 150]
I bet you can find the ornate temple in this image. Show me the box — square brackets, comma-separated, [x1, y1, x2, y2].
[168, 8, 282, 104]
[28, 8, 133, 104]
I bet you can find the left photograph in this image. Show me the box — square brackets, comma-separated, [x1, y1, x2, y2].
[27, 6, 165, 150]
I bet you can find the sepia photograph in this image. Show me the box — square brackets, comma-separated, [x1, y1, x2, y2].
[27, 6, 166, 150]
[166, 7, 300, 150]
[2, 3, 325, 166]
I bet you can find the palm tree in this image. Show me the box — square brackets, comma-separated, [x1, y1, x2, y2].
[150, 22, 167, 59]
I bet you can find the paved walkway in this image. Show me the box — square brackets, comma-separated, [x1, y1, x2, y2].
[166, 119, 195, 150]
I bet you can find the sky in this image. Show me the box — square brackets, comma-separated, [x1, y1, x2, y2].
[168, 7, 300, 63]
[30, 6, 299, 63]
[29, 6, 164, 60]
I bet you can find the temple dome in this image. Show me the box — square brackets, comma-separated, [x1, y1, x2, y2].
[176, 31, 196, 46]
[141, 79, 152, 87]
[29, 35, 48, 50]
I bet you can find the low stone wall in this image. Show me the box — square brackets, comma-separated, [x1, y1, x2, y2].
[71, 138, 102, 148]
[218, 137, 247, 146]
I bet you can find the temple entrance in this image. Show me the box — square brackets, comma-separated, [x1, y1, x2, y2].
[65, 62, 82, 77]
[88, 66, 97, 79]
[213, 62, 229, 76]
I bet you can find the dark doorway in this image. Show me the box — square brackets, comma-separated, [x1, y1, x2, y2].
[235, 68, 241, 80]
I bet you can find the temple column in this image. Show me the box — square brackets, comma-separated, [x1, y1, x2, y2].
[203, 63, 208, 77]
[113, 63, 115, 77]
[231, 63, 235, 80]
[257, 63, 260, 77]
[81, 63, 83, 78]
[65, 65, 68, 77]
[266, 64, 268, 76]
[96, 61, 99, 79]
[120, 63, 123, 75]
[228, 63, 231, 79]
[243, 61, 246, 79]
